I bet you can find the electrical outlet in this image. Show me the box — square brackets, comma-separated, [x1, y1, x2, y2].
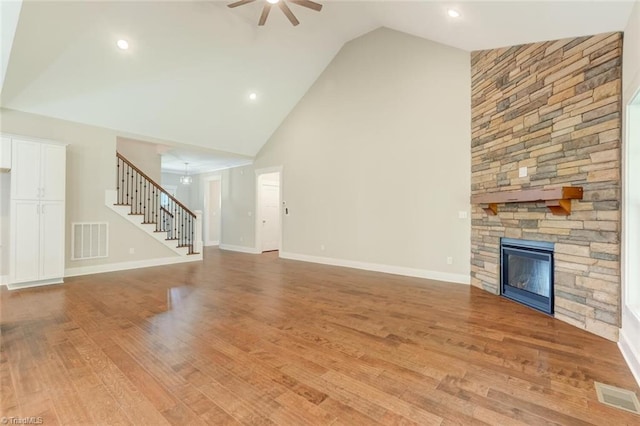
[446, 256, 453, 265]
[320, 244, 325, 251]
[129, 247, 135, 254]
[458, 211, 468, 219]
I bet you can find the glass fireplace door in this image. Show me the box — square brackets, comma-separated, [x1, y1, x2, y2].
[501, 238, 554, 314]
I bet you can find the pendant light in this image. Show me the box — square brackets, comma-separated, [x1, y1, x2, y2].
[180, 162, 192, 185]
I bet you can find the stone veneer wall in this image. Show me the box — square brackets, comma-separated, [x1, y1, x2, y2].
[470, 32, 622, 341]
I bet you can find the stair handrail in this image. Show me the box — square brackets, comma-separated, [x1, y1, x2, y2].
[116, 151, 198, 254]
[116, 152, 196, 218]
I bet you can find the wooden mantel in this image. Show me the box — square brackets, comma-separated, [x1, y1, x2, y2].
[471, 186, 583, 216]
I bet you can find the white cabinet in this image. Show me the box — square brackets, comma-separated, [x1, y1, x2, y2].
[39, 201, 65, 279]
[0, 136, 11, 171]
[11, 139, 66, 201]
[11, 200, 40, 283]
[8, 137, 67, 288]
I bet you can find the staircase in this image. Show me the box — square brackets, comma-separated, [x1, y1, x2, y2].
[105, 152, 202, 258]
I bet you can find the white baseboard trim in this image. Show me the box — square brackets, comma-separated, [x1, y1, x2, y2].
[7, 278, 63, 290]
[65, 254, 202, 278]
[279, 251, 470, 285]
[0, 274, 8, 286]
[619, 327, 640, 388]
[219, 244, 261, 254]
[206, 240, 220, 247]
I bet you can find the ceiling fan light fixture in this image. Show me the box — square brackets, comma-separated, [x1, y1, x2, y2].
[228, 0, 321, 26]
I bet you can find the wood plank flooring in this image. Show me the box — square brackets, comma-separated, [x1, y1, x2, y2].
[1, 247, 639, 425]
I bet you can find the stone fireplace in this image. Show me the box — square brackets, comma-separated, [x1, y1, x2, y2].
[470, 32, 622, 341]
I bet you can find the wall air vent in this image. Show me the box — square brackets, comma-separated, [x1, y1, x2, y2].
[594, 381, 640, 415]
[72, 222, 108, 260]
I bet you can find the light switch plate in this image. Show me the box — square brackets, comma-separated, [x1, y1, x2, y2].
[519, 166, 528, 178]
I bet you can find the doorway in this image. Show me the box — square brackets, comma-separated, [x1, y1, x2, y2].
[204, 176, 221, 246]
[256, 169, 281, 253]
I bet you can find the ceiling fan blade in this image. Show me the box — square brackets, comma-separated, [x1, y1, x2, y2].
[258, 4, 272, 26]
[279, 1, 300, 26]
[289, 0, 322, 12]
[228, 0, 256, 8]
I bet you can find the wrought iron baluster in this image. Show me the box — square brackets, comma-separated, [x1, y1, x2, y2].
[117, 158, 120, 203]
[116, 153, 199, 254]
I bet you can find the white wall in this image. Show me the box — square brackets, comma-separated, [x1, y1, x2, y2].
[205, 177, 221, 245]
[253, 28, 471, 283]
[621, 0, 640, 387]
[117, 137, 162, 183]
[0, 108, 180, 278]
[216, 165, 256, 249]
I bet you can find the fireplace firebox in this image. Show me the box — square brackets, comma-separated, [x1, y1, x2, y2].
[500, 238, 554, 315]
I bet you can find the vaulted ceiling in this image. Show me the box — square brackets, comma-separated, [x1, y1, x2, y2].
[0, 1, 635, 162]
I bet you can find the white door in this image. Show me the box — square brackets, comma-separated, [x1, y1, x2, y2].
[260, 182, 280, 252]
[40, 201, 65, 279]
[40, 144, 66, 201]
[11, 140, 40, 200]
[207, 180, 221, 245]
[11, 200, 40, 283]
[0, 136, 11, 170]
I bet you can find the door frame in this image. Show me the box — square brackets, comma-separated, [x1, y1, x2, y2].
[623, 87, 640, 315]
[203, 175, 222, 246]
[255, 166, 283, 253]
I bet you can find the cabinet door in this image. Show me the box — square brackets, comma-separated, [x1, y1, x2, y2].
[0, 136, 11, 170]
[40, 201, 65, 280]
[10, 200, 40, 283]
[40, 144, 66, 201]
[11, 140, 41, 200]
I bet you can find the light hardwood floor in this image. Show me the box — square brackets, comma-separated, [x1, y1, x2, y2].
[1, 248, 639, 425]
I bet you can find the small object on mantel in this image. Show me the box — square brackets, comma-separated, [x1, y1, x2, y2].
[470, 186, 583, 216]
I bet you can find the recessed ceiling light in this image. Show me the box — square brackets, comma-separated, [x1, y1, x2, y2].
[447, 9, 460, 18]
[116, 39, 129, 50]
[249, 92, 257, 101]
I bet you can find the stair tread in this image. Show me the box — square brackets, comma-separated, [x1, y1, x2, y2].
[110, 184, 196, 258]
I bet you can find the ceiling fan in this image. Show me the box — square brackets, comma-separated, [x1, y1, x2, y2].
[228, 0, 323, 26]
